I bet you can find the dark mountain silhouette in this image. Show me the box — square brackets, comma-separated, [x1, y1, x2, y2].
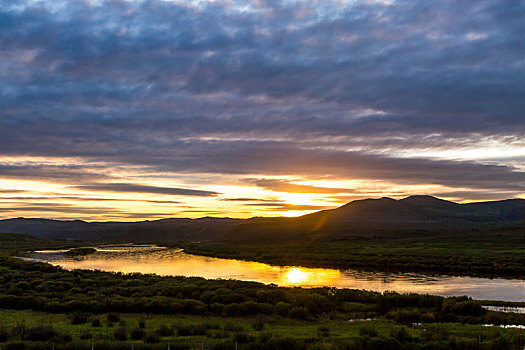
[0, 196, 523, 242]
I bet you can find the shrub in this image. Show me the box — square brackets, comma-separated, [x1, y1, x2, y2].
[288, 307, 309, 320]
[275, 302, 292, 316]
[24, 325, 59, 341]
[131, 328, 145, 340]
[91, 317, 101, 327]
[177, 324, 207, 336]
[359, 326, 378, 337]
[107, 313, 121, 323]
[4, 342, 26, 350]
[80, 330, 92, 340]
[156, 324, 173, 337]
[253, 317, 266, 331]
[113, 327, 127, 341]
[233, 332, 253, 344]
[69, 312, 89, 324]
[390, 327, 411, 343]
[144, 332, 160, 343]
[0, 327, 8, 342]
[317, 326, 330, 337]
[224, 322, 244, 332]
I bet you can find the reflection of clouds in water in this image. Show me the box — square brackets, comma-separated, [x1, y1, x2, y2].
[25, 246, 525, 302]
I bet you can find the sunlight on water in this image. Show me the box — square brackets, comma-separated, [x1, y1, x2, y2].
[286, 268, 308, 283]
[23, 245, 525, 302]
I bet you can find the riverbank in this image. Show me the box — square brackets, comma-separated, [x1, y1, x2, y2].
[179, 230, 525, 279]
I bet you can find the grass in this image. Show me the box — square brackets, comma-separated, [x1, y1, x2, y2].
[1, 309, 523, 349]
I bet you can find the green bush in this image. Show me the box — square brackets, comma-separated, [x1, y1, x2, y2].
[156, 324, 173, 336]
[113, 326, 127, 341]
[24, 325, 59, 341]
[144, 332, 160, 343]
[0, 326, 8, 342]
[359, 326, 378, 337]
[90, 317, 101, 327]
[288, 307, 309, 320]
[69, 312, 89, 324]
[107, 313, 121, 323]
[131, 327, 145, 340]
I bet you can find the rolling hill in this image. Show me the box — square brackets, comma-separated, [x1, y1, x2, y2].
[0, 196, 523, 242]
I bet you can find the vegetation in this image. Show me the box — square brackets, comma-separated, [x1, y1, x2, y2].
[0, 233, 524, 349]
[65, 248, 97, 257]
[181, 228, 525, 278]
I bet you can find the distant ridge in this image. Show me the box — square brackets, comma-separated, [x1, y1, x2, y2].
[0, 196, 523, 242]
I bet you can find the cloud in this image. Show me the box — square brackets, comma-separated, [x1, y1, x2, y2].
[247, 178, 354, 194]
[244, 202, 334, 211]
[0, 196, 181, 204]
[0, 189, 27, 194]
[0, 0, 523, 217]
[0, 202, 123, 215]
[72, 183, 219, 197]
[0, 164, 112, 183]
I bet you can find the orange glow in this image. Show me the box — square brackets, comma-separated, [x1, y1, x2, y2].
[286, 268, 308, 283]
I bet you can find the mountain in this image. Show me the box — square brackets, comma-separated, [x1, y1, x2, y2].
[0, 196, 523, 242]
[0, 217, 248, 242]
[220, 196, 525, 242]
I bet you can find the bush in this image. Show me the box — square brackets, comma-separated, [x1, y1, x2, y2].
[288, 307, 309, 320]
[266, 336, 305, 350]
[365, 337, 402, 350]
[0, 327, 8, 342]
[145, 332, 160, 343]
[390, 327, 411, 343]
[359, 326, 378, 337]
[275, 302, 291, 316]
[317, 326, 330, 337]
[113, 327, 127, 341]
[24, 325, 59, 341]
[233, 332, 254, 344]
[80, 330, 93, 340]
[107, 313, 121, 323]
[91, 317, 101, 327]
[253, 317, 266, 331]
[4, 342, 26, 350]
[131, 328, 145, 340]
[224, 322, 244, 332]
[69, 312, 89, 324]
[156, 324, 173, 337]
[177, 324, 207, 336]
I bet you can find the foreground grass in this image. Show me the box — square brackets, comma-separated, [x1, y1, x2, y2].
[1, 309, 524, 350]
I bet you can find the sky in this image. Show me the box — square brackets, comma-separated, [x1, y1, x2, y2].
[0, 0, 524, 221]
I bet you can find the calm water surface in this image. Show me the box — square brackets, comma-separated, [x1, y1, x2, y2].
[25, 245, 525, 302]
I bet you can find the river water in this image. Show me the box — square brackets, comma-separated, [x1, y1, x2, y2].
[25, 245, 525, 302]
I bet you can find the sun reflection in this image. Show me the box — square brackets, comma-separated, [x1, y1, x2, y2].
[286, 268, 308, 283]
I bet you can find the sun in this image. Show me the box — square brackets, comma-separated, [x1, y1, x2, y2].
[280, 193, 316, 205]
[286, 268, 308, 283]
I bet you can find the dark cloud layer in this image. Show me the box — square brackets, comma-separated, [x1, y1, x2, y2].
[0, 0, 524, 208]
[72, 183, 219, 197]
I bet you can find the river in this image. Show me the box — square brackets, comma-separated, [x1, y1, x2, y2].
[24, 244, 525, 302]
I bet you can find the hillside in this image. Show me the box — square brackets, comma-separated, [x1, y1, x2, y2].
[0, 196, 524, 243]
[220, 196, 525, 242]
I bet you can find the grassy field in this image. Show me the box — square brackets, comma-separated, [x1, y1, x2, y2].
[181, 228, 525, 278]
[1, 309, 523, 350]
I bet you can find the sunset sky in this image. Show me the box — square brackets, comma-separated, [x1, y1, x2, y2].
[1, 0, 524, 220]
